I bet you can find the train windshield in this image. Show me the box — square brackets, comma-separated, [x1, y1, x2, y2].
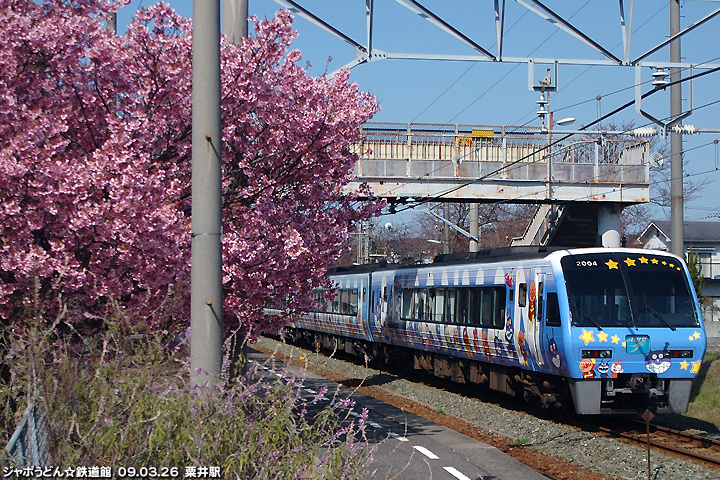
[561, 253, 699, 329]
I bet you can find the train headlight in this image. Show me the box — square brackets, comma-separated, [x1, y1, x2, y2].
[581, 349, 613, 359]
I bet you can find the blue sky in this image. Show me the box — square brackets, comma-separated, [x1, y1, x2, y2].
[117, 1, 720, 224]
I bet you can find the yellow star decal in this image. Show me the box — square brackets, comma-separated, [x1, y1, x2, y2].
[689, 335, 695, 341]
[662, 261, 667, 265]
[606, 259, 619, 270]
[691, 361, 702, 374]
[669, 263, 675, 269]
[651, 258, 659, 264]
[693, 331, 701, 340]
[579, 329, 595, 346]
[639, 256, 649, 264]
[611, 335, 620, 344]
[597, 331, 609, 342]
[677, 267, 682, 271]
[680, 360, 690, 370]
[622, 341, 627, 348]
[624, 257, 636, 267]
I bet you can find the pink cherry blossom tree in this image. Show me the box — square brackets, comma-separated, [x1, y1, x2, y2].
[0, 0, 379, 336]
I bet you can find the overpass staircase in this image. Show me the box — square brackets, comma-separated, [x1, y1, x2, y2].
[511, 203, 599, 248]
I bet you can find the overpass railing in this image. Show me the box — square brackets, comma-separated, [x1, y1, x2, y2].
[355, 122, 649, 186]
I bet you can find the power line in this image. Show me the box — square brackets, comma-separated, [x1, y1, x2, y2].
[380, 75, 720, 216]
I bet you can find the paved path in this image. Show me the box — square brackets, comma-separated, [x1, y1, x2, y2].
[248, 348, 547, 480]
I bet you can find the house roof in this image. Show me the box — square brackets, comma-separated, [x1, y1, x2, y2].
[640, 220, 720, 243]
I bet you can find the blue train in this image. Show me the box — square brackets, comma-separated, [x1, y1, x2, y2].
[285, 246, 706, 415]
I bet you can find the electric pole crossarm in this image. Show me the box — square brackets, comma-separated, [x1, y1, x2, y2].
[632, 6, 720, 64]
[395, 0, 495, 60]
[619, 0, 634, 65]
[517, 0, 622, 64]
[273, 0, 366, 53]
[494, 0, 506, 60]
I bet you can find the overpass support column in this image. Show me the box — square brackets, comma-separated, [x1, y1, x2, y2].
[598, 204, 623, 248]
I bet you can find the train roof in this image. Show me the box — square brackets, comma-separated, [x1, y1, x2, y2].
[431, 246, 568, 265]
[328, 246, 570, 275]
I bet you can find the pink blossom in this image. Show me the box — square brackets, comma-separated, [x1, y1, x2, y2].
[0, 0, 380, 336]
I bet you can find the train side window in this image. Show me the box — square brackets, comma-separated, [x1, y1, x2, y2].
[495, 287, 507, 329]
[340, 290, 350, 314]
[434, 289, 446, 322]
[467, 288, 480, 326]
[332, 291, 341, 313]
[518, 283, 527, 307]
[546, 292, 561, 327]
[349, 290, 359, 315]
[458, 288, 470, 324]
[402, 289, 414, 319]
[445, 288, 457, 323]
[414, 289, 427, 320]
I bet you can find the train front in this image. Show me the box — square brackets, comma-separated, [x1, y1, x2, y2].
[555, 249, 706, 415]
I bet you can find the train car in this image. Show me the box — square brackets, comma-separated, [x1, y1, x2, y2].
[287, 246, 706, 415]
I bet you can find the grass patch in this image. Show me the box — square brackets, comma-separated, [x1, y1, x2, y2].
[685, 352, 720, 428]
[1, 320, 375, 478]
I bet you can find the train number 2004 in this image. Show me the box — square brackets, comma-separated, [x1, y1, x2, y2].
[575, 260, 598, 267]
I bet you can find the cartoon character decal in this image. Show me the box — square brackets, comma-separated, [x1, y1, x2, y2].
[611, 361, 623, 378]
[435, 324, 444, 352]
[645, 342, 671, 374]
[482, 329, 492, 361]
[528, 281, 537, 326]
[596, 360, 610, 378]
[505, 316, 517, 361]
[493, 335, 507, 363]
[547, 336, 563, 373]
[462, 327, 474, 359]
[472, 329, 482, 357]
[579, 358, 596, 378]
[517, 330, 528, 366]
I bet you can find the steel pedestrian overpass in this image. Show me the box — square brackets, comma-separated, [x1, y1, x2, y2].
[348, 123, 652, 248]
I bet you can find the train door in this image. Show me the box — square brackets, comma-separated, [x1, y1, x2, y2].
[381, 272, 404, 345]
[377, 273, 393, 343]
[361, 274, 373, 342]
[542, 273, 566, 375]
[515, 267, 546, 369]
[527, 270, 547, 368]
[515, 268, 530, 366]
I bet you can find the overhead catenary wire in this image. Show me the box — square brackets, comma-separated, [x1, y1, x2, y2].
[366, 53, 720, 212]
[381, 77, 720, 217]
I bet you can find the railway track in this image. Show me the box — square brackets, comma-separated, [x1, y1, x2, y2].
[577, 417, 720, 469]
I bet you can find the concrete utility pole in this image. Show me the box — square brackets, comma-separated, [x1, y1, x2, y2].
[191, 0, 223, 389]
[223, 0, 248, 44]
[443, 203, 450, 254]
[469, 203, 479, 252]
[670, 0, 684, 257]
[222, 0, 248, 376]
[107, 12, 117, 34]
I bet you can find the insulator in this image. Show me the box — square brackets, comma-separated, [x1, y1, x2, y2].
[629, 127, 657, 137]
[671, 125, 699, 135]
